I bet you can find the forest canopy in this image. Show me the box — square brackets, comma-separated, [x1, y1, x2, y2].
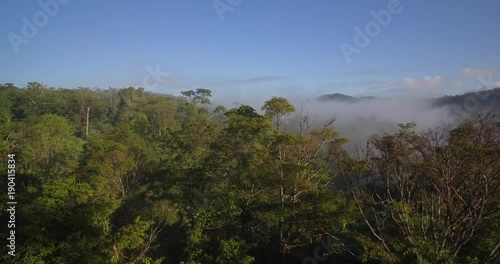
[0, 82, 499, 264]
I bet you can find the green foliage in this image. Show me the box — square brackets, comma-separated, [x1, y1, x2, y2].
[341, 112, 500, 264]
[261, 96, 295, 130]
[181, 88, 212, 107]
[1, 83, 497, 264]
[18, 114, 84, 177]
[215, 239, 255, 264]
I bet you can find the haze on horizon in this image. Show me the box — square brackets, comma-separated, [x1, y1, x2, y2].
[2, 0, 499, 98]
[2, 2, 500, 263]
[1, 0, 499, 141]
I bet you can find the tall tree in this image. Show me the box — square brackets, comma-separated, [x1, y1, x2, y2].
[181, 88, 212, 107]
[261, 97, 295, 132]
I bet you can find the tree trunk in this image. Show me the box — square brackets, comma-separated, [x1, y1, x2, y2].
[85, 106, 90, 137]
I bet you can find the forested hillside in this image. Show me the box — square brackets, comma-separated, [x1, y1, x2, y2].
[318, 88, 500, 117]
[432, 88, 500, 116]
[1, 82, 499, 264]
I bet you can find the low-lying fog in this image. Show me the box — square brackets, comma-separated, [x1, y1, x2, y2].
[287, 98, 454, 153]
[213, 96, 456, 154]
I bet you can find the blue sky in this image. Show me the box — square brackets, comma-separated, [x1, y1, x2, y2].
[1, 0, 499, 101]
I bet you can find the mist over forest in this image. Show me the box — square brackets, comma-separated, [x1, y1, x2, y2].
[255, 88, 499, 154]
[0, 80, 499, 264]
[2, 0, 500, 263]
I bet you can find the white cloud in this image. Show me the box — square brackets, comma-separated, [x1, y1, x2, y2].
[461, 68, 495, 77]
[403, 75, 442, 90]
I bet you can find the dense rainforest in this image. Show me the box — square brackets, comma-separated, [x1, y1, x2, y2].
[0, 82, 499, 264]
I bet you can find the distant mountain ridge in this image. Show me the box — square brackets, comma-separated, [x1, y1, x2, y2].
[318, 88, 500, 110]
[317, 93, 377, 103]
[431, 87, 500, 107]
